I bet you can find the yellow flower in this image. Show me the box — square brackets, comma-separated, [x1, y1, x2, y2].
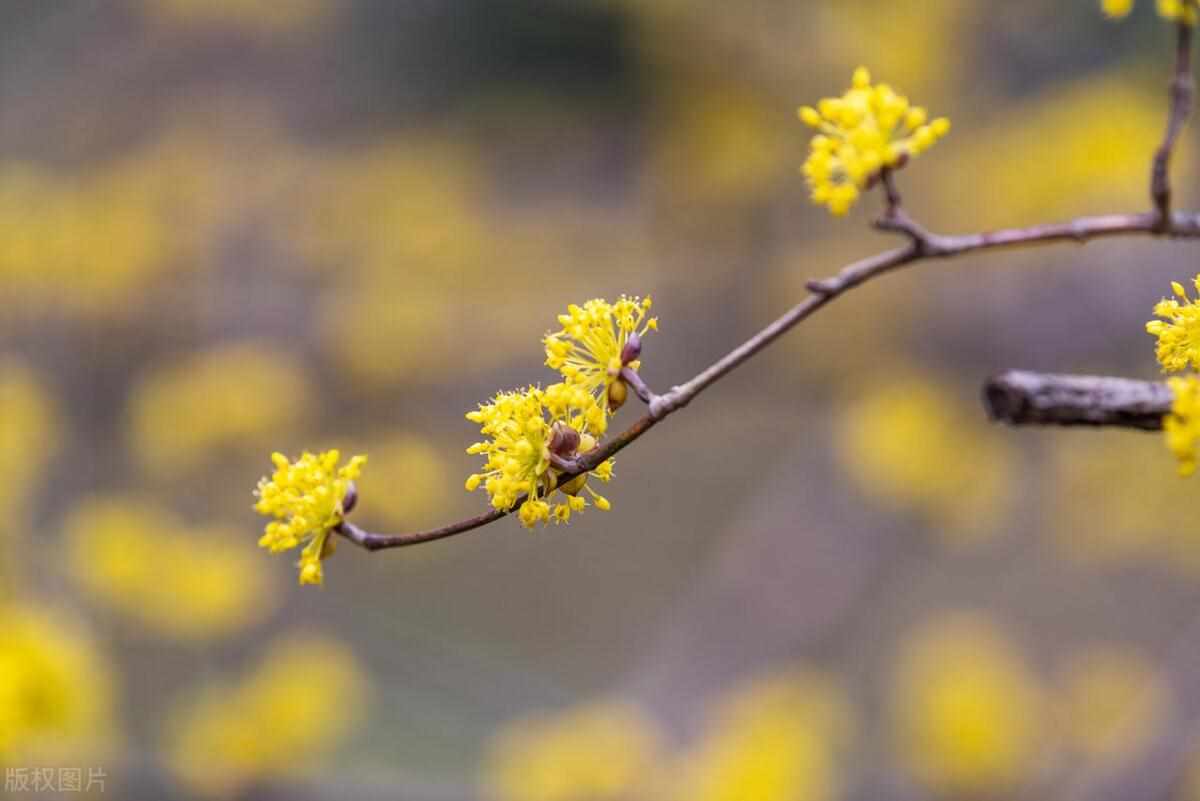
[167, 634, 368, 798]
[466, 383, 613, 527]
[544, 296, 658, 412]
[65, 497, 274, 639]
[892, 613, 1042, 797]
[129, 342, 310, 476]
[483, 700, 660, 801]
[1147, 277, 1200, 372]
[1101, 0, 1136, 17]
[674, 670, 852, 801]
[1165, 375, 1200, 475]
[1103, 0, 1198, 23]
[798, 66, 950, 216]
[0, 604, 116, 763]
[254, 449, 366, 585]
[0, 361, 60, 525]
[836, 373, 1016, 546]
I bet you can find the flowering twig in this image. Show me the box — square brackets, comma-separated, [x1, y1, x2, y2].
[1152, 21, 1195, 230]
[335, 206, 1200, 551]
[983, 370, 1172, 430]
[325, 26, 1200, 554]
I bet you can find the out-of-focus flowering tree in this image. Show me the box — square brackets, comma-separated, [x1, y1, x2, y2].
[6, 0, 1200, 799]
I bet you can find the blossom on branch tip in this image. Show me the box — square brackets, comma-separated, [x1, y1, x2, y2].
[465, 383, 614, 527]
[253, 449, 366, 585]
[1146, 277, 1200, 372]
[1165, 376, 1200, 475]
[1100, 0, 1198, 23]
[797, 66, 950, 216]
[544, 296, 657, 413]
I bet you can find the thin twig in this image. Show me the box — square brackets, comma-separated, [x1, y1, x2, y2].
[335, 28, 1199, 553]
[1152, 22, 1195, 230]
[619, 366, 658, 405]
[983, 370, 1173, 430]
[337, 209, 1200, 551]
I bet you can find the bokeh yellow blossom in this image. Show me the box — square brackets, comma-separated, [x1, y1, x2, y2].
[1056, 645, 1166, 760]
[167, 634, 368, 798]
[0, 604, 116, 763]
[65, 496, 274, 639]
[673, 670, 852, 801]
[466, 383, 613, 527]
[349, 432, 452, 530]
[1148, 277, 1200, 373]
[1165, 375, 1200, 476]
[142, 0, 333, 36]
[836, 374, 1016, 546]
[1048, 433, 1200, 572]
[483, 700, 659, 801]
[1101, 0, 1198, 23]
[1101, 0, 1136, 18]
[940, 78, 1188, 228]
[0, 360, 60, 524]
[130, 342, 311, 476]
[798, 66, 950, 215]
[651, 81, 791, 206]
[254, 450, 366, 585]
[0, 162, 173, 317]
[892, 613, 1042, 797]
[544, 296, 657, 412]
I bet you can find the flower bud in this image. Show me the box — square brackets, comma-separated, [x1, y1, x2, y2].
[620, 332, 642, 365]
[548, 421, 580, 458]
[607, 378, 628, 411]
[341, 481, 358, 514]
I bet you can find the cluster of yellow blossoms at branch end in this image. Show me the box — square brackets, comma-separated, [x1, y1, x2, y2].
[465, 296, 656, 527]
[1101, 0, 1198, 24]
[466, 383, 614, 527]
[798, 67, 950, 216]
[1147, 277, 1200, 474]
[254, 449, 366, 585]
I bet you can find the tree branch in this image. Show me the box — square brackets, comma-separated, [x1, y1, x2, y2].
[333, 28, 1200, 553]
[1152, 21, 1195, 230]
[983, 370, 1173, 430]
[335, 208, 1200, 552]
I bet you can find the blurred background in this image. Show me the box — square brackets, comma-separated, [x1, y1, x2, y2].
[3, 0, 1200, 799]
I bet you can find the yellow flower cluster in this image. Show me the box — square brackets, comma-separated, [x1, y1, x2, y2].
[0, 605, 115, 763]
[1148, 278, 1200, 372]
[798, 67, 950, 216]
[1165, 376, 1200, 475]
[463, 296, 658, 527]
[167, 635, 367, 798]
[254, 449, 367, 584]
[484, 701, 660, 801]
[66, 497, 274, 639]
[892, 614, 1041, 797]
[1101, 0, 1198, 24]
[0, 361, 59, 525]
[676, 671, 852, 801]
[130, 343, 310, 476]
[544, 296, 658, 412]
[466, 383, 614, 527]
[1146, 277, 1200, 474]
[482, 670, 850, 801]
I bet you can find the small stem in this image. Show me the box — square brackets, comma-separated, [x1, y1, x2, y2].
[619, 366, 657, 405]
[1152, 21, 1194, 230]
[880, 167, 903, 216]
[548, 452, 581, 473]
